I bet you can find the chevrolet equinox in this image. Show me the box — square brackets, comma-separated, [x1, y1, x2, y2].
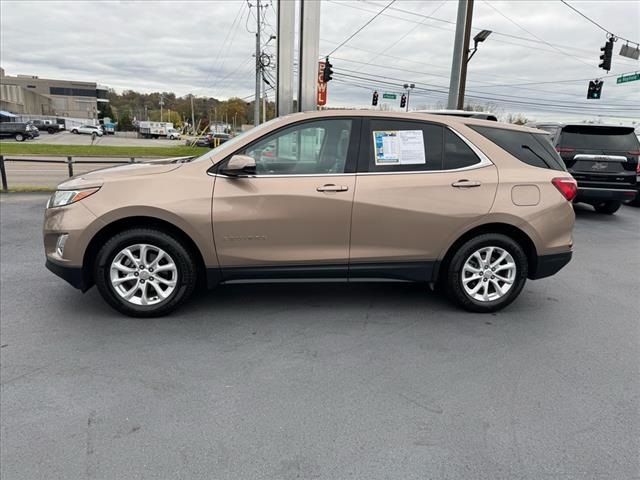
[44, 111, 576, 317]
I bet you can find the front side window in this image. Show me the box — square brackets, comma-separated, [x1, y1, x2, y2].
[242, 118, 353, 175]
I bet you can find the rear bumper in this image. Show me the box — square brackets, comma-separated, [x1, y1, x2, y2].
[575, 187, 637, 203]
[529, 251, 572, 280]
[46, 259, 88, 291]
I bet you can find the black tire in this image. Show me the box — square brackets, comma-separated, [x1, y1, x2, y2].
[14, 133, 24, 142]
[445, 233, 528, 313]
[593, 201, 621, 214]
[47, 127, 55, 134]
[71, 129, 78, 134]
[628, 196, 640, 207]
[94, 228, 197, 317]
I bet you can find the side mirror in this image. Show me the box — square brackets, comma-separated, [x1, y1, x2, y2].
[221, 154, 256, 177]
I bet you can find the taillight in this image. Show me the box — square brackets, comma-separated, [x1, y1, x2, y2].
[636, 162, 640, 174]
[552, 177, 578, 202]
[556, 147, 575, 154]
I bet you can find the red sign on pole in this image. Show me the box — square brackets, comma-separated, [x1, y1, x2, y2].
[317, 61, 327, 106]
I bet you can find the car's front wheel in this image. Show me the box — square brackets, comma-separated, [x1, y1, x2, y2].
[94, 228, 197, 317]
[14, 133, 24, 142]
[593, 201, 621, 214]
[445, 234, 528, 313]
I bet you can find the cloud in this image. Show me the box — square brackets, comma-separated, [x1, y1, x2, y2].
[1, 0, 638, 122]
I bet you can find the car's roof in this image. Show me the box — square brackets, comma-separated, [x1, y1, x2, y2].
[279, 110, 544, 134]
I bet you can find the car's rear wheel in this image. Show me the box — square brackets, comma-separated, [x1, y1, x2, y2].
[14, 133, 24, 142]
[445, 234, 528, 313]
[94, 229, 197, 317]
[71, 129, 78, 134]
[593, 201, 621, 214]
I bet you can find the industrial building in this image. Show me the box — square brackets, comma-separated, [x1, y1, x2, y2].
[0, 67, 109, 119]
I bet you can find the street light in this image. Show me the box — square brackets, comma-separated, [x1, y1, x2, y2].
[457, 29, 492, 110]
[468, 29, 492, 62]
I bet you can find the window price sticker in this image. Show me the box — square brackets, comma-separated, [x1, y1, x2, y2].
[373, 130, 426, 165]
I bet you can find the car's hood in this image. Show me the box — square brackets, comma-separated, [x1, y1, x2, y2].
[57, 161, 183, 190]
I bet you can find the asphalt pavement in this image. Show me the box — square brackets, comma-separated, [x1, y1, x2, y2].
[1, 194, 638, 480]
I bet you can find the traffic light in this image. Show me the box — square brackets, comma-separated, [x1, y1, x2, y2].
[400, 93, 407, 109]
[587, 79, 603, 99]
[322, 57, 334, 83]
[599, 38, 614, 72]
[372, 91, 379, 106]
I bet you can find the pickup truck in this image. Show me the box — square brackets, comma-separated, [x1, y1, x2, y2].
[0, 122, 39, 141]
[30, 119, 63, 134]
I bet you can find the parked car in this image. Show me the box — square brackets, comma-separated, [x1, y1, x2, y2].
[30, 119, 62, 134]
[70, 125, 103, 137]
[43, 111, 575, 317]
[529, 123, 639, 213]
[195, 132, 230, 148]
[167, 128, 181, 140]
[0, 122, 38, 141]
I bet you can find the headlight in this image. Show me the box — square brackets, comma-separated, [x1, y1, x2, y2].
[47, 187, 100, 208]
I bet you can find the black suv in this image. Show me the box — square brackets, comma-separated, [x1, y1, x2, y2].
[541, 124, 639, 213]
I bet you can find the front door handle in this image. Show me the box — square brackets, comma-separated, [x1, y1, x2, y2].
[452, 179, 481, 188]
[317, 184, 349, 192]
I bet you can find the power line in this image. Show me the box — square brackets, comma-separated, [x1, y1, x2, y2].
[329, 0, 639, 66]
[332, 69, 640, 111]
[325, 0, 397, 57]
[351, 0, 448, 73]
[559, 0, 639, 47]
[481, 0, 594, 69]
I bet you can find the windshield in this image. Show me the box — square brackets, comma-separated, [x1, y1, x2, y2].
[192, 117, 283, 163]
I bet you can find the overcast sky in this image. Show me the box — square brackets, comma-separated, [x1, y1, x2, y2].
[1, 0, 638, 122]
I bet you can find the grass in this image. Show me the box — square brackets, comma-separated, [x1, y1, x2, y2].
[0, 143, 210, 158]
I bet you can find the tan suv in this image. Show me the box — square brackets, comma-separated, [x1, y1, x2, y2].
[43, 111, 576, 317]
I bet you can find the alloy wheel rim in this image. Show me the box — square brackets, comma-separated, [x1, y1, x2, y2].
[109, 244, 178, 306]
[461, 246, 516, 302]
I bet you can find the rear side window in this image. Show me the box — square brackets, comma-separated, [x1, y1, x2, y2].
[362, 120, 443, 172]
[558, 126, 640, 151]
[470, 125, 565, 171]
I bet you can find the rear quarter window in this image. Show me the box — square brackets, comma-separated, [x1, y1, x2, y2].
[470, 125, 566, 171]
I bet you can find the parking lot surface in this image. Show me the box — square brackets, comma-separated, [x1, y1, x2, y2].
[1, 194, 638, 480]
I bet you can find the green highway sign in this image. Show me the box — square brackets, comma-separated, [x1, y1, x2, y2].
[616, 73, 640, 84]
[382, 93, 397, 99]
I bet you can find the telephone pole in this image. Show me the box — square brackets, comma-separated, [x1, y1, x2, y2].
[254, 1, 261, 126]
[447, 0, 472, 109]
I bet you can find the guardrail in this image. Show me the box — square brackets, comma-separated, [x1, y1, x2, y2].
[0, 155, 193, 191]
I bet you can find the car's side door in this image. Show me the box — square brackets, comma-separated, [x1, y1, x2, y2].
[212, 117, 360, 279]
[349, 118, 499, 281]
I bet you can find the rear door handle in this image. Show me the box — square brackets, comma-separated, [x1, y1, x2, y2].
[452, 180, 481, 188]
[317, 184, 349, 192]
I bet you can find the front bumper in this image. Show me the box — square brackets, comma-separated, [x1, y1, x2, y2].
[529, 251, 572, 280]
[46, 259, 88, 291]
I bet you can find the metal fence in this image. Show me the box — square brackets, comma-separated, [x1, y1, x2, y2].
[0, 155, 192, 191]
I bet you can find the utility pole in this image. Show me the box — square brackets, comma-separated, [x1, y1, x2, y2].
[447, 0, 471, 109]
[254, 0, 261, 126]
[159, 94, 164, 122]
[457, 0, 475, 110]
[276, 0, 295, 116]
[190, 95, 195, 134]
